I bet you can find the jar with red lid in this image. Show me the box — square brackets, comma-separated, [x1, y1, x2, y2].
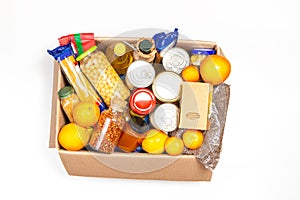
[129, 88, 156, 133]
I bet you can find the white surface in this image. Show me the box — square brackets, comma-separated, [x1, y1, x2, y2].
[1, 0, 299, 199]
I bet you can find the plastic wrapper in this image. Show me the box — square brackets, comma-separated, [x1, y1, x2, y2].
[47, 43, 107, 111]
[171, 84, 230, 170]
[59, 33, 95, 56]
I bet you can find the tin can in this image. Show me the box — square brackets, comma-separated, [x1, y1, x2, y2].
[152, 71, 183, 102]
[129, 88, 156, 133]
[162, 47, 190, 74]
[125, 61, 155, 90]
[150, 103, 179, 132]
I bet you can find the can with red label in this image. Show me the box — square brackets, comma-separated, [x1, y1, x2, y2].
[129, 88, 156, 133]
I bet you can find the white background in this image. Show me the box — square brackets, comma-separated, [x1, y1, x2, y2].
[1, 0, 299, 199]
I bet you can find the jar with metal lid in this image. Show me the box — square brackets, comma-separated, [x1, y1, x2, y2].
[149, 103, 180, 133]
[162, 47, 190, 74]
[117, 122, 146, 152]
[190, 48, 216, 66]
[58, 86, 80, 122]
[125, 61, 155, 90]
[105, 42, 134, 75]
[128, 88, 156, 133]
[152, 71, 183, 103]
[76, 45, 130, 106]
[133, 38, 157, 63]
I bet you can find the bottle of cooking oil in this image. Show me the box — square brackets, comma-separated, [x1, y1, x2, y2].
[106, 42, 133, 75]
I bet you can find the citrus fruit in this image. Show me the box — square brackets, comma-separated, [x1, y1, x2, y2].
[73, 101, 100, 127]
[58, 123, 92, 151]
[181, 65, 200, 82]
[164, 136, 184, 156]
[182, 130, 204, 150]
[142, 129, 169, 154]
[200, 55, 231, 85]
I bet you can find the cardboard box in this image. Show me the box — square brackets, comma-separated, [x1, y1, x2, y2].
[49, 37, 229, 181]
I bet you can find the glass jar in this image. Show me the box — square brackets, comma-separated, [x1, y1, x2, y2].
[76, 46, 130, 106]
[88, 97, 127, 153]
[133, 38, 157, 63]
[190, 48, 216, 66]
[105, 42, 134, 75]
[58, 86, 80, 122]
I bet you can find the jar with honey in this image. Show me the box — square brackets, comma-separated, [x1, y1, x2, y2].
[58, 86, 80, 122]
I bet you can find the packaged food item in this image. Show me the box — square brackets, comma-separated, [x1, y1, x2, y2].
[117, 123, 145, 152]
[125, 61, 155, 90]
[153, 28, 179, 63]
[59, 33, 95, 56]
[162, 47, 189, 74]
[190, 48, 216, 66]
[89, 97, 127, 153]
[128, 88, 156, 133]
[47, 43, 107, 111]
[105, 42, 134, 75]
[149, 103, 179, 133]
[133, 38, 157, 63]
[179, 82, 213, 130]
[152, 71, 183, 102]
[58, 86, 80, 122]
[76, 46, 130, 106]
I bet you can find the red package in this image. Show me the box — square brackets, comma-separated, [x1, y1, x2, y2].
[59, 33, 95, 55]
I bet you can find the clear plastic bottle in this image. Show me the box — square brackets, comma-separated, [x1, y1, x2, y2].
[105, 42, 133, 75]
[88, 97, 127, 153]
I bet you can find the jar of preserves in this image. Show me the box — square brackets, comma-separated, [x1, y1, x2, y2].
[58, 86, 80, 122]
[133, 38, 157, 63]
[88, 97, 127, 153]
[76, 45, 130, 106]
[105, 42, 134, 75]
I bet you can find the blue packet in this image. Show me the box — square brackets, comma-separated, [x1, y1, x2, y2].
[47, 42, 75, 62]
[152, 28, 179, 53]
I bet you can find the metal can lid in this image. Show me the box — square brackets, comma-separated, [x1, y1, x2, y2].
[191, 48, 216, 55]
[152, 71, 183, 102]
[162, 47, 189, 74]
[58, 86, 74, 99]
[126, 61, 155, 89]
[130, 88, 156, 116]
[150, 103, 179, 132]
[139, 39, 152, 54]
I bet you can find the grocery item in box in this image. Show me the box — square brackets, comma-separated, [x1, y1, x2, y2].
[133, 38, 157, 63]
[59, 33, 95, 55]
[190, 48, 216, 66]
[76, 46, 130, 106]
[58, 86, 80, 122]
[117, 123, 145, 152]
[162, 47, 189, 74]
[47, 43, 106, 111]
[179, 82, 213, 130]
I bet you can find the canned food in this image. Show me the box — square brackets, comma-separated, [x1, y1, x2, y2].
[150, 103, 179, 132]
[190, 48, 216, 66]
[162, 47, 189, 74]
[129, 88, 156, 116]
[152, 71, 183, 102]
[125, 61, 155, 90]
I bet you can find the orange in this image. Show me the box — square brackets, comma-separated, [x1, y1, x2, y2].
[73, 101, 100, 127]
[164, 136, 184, 156]
[142, 129, 169, 154]
[58, 123, 92, 151]
[182, 130, 204, 150]
[181, 65, 200, 82]
[200, 55, 231, 85]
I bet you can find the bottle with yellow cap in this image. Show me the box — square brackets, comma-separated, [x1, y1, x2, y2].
[105, 42, 134, 75]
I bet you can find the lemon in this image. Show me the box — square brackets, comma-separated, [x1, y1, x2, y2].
[182, 130, 204, 150]
[73, 101, 100, 127]
[164, 136, 184, 156]
[58, 123, 92, 151]
[142, 129, 168, 154]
